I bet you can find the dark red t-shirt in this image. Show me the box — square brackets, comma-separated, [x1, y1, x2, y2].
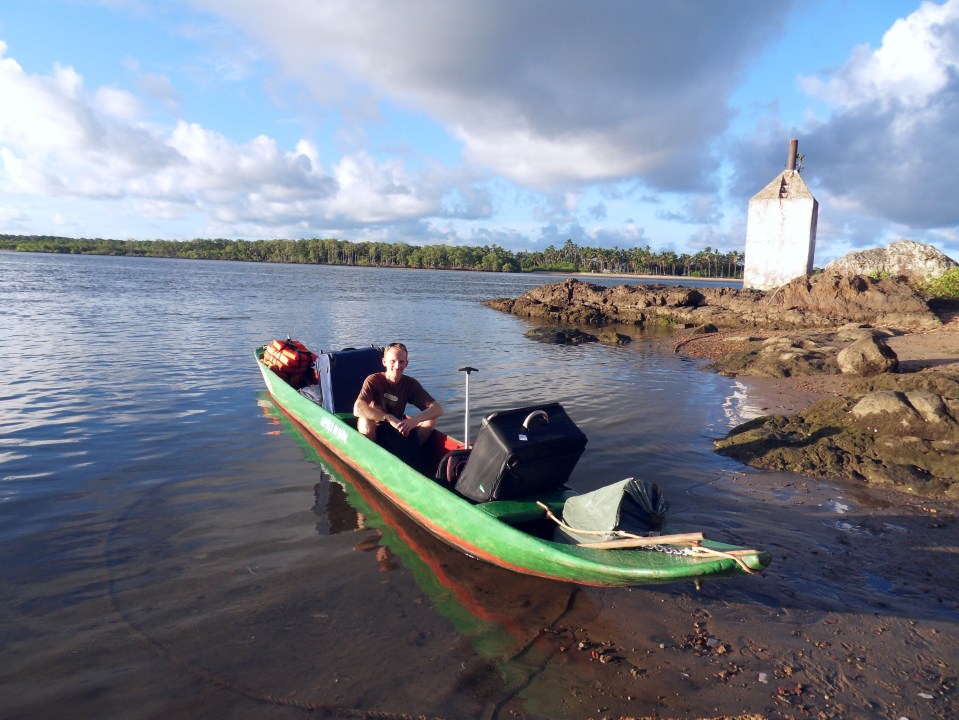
[357, 373, 435, 419]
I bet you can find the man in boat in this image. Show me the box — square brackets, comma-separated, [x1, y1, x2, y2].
[353, 342, 444, 447]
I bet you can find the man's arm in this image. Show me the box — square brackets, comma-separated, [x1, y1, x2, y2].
[353, 396, 393, 423]
[409, 399, 444, 425]
[396, 399, 443, 436]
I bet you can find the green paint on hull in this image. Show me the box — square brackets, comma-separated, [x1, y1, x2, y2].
[255, 348, 771, 586]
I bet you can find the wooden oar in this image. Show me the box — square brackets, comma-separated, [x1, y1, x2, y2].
[575, 532, 705, 549]
[536, 501, 759, 573]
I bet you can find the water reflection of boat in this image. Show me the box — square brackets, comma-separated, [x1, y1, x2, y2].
[255, 344, 770, 586]
[260, 395, 575, 659]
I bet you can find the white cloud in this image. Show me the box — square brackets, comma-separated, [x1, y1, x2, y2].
[190, 0, 792, 190]
[800, 0, 959, 111]
[93, 85, 143, 120]
[0, 202, 27, 225]
[801, 0, 959, 232]
[325, 153, 437, 223]
[0, 47, 82, 160]
[0, 39, 454, 232]
[453, 125, 667, 188]
[132, 68, 180, 114]
[0, 42, 178, 196]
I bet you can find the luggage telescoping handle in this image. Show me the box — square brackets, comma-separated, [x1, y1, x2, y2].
[458, 366, 478, 447]
[522, 409, 549, 430]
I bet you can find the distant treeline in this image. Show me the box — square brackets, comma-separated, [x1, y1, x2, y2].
[0, 234, 744, 278]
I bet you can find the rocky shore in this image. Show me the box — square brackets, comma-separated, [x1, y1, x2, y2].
[484, 268, 959, 501]
[482, 244, 959, 719]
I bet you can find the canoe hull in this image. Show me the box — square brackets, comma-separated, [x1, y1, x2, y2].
[255, 348, 771, 586]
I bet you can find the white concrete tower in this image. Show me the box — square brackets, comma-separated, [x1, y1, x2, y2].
[743, 139, 818, 290]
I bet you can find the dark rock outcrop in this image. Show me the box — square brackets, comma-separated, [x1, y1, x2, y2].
[523, 325, 631, 346]
[524, 326, 598, 345]
[485, 273, 941, 332]
[715, 373, 959, 499]
[597, 330, 632, 346]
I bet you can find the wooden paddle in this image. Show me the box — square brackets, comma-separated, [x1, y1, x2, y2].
[535, 501, 759, 573]
[575, 532, 705, 549]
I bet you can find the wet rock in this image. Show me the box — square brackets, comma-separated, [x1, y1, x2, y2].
[524, 326, 598, 345]
[715, 373, 959, 499]
[837, 333, 899, 376]
[596, 330, 632, 346]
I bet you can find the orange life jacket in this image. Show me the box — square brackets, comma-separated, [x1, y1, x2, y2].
[263, 338, 317, 387]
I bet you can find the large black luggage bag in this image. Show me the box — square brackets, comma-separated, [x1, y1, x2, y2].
[454, 402, 587, 502]
[315, 345, 383, 413]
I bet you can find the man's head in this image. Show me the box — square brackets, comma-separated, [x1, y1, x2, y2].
[382, 342, 409, 382]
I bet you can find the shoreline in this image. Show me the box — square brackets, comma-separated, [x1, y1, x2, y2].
[528, 268, 741, 283]
[2, 248, 742, 283]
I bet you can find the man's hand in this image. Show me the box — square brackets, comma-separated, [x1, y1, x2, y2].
[395, 416, 418, 436]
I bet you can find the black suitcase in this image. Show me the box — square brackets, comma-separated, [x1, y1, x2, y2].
[315, 345, 383, 413]
[454, 402, 587, 502]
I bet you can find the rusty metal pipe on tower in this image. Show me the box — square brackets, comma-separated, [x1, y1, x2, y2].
[786, 139, 799, 171]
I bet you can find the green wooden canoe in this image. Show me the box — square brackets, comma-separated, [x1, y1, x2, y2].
[255, 346, 770, 586]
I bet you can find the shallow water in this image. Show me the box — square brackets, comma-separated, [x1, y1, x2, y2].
[2, 252, 957, 719]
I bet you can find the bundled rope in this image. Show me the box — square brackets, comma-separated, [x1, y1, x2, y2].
[536, 502, 759, 574]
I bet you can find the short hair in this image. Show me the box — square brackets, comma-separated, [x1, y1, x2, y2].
[384, 342, 407, 355]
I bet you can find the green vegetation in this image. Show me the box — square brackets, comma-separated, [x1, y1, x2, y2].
[0, 234, 745, 279]
[918, 267, 959, 300]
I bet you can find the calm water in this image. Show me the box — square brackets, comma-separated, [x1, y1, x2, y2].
[2, 252, 955, 719]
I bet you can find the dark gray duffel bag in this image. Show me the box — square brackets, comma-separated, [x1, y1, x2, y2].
[454, 402, 587, 502]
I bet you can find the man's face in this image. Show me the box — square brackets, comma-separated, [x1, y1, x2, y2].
[383, 347, 409, 382]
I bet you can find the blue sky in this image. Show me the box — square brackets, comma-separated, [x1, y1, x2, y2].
[1, 0, 957, 264]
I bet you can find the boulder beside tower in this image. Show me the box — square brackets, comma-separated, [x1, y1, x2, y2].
[743, 139, 818, 290]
